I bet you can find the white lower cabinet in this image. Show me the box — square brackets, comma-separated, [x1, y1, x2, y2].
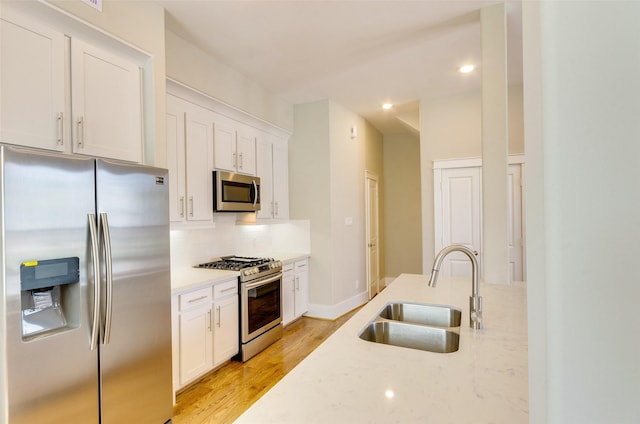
[212, 282, 239, 367]
[172, 278, 239, 393]
[282, 258, 309, 326]
[176, 287, 212, 387]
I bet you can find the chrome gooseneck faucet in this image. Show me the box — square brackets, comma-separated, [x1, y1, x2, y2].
[428, 244, 483, 330]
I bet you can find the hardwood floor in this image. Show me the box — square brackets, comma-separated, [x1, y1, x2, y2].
[172, 310, 359, 424]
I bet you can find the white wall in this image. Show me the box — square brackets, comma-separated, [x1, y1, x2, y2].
[524, 2, 640, 422]
[329, 101, 367, 303]
[165, 30, 293, 132]
[420, 86, 524, 272]
[290, 100, 373, 318]
[290, 101, 332, 305]
[383, 133, 422, 277]
[170, 220, 310, 270]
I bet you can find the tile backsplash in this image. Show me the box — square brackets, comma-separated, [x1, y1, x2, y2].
[170, 218, 310, 269]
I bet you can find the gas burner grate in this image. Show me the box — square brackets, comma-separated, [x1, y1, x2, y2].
[195, 256, 275, 271]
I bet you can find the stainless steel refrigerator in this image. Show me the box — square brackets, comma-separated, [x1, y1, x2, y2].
[0, 145, 173, 423]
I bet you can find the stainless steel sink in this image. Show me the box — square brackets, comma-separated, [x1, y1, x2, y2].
[378, 302, 462, 328]
[359, 321, 460, 353]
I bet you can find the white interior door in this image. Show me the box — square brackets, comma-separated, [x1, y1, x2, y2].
[508, 164, 524, 281]
[434, 167, 482, 278]
[365, 172, 380, 299]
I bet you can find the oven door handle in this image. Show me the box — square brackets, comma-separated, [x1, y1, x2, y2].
[244, 272, 282, 290]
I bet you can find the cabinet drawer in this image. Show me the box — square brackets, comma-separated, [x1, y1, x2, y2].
[213, 279, 238, 299]
[282, 263, 294, 272]
[294, 260, 308, 272]
[179, 287, 211, 311]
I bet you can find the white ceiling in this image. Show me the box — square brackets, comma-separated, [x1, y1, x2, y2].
[159, 1, 523, 136]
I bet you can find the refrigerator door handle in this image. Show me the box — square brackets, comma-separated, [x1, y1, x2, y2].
[100, 213, 114, 345]
[88, 214, 101, 351]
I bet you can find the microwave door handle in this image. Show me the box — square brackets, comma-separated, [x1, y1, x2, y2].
[252, 180, 258, 208]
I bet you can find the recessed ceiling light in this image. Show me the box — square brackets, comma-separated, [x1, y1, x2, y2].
[382, 103, 393, 110]
[458, 64, 475, 74]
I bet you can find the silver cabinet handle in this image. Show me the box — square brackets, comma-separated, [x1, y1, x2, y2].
[179, 196, 185, 218]
[216, 305, 221, 328]
[100, 213, 113, 345]
[274, 201, 279, 218]
[219, 286, 236, 294]
[233, 152, 237, 169]
[239, 152, 244, 170]
[188, 196, 194, 217]
[56, 112, 64, 146]
[295, 276, 300, 291]
[208, 310, 212, 331]
[77, 116, 84, 148]
[188, 295, 208, 303]
[88, 214, 101, 351]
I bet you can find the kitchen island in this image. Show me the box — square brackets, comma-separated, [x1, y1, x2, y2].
[235, 273, 528, 423]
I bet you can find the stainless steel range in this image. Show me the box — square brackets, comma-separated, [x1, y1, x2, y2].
[196, 256, 283, 361]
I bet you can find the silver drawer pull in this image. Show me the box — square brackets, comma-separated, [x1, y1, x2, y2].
[219, 286, 236, 293]
[188, 295, 208, 303]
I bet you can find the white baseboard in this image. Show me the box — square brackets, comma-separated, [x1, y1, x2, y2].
[306, 291, 369, 320]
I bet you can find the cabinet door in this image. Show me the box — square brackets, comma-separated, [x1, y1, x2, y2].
[256, 136, 274, 219]
[185, 103, 214, 221]
[272, 140, 289, 219]
[179, 305, 213, 386]
[212, 112, 237, 172]
[294, 260, 309, 318]
[166, 95, 187, 222]
[282, 265, 295, 325]
[71, 39, 143, 163]
[213, 295, 239, 366]
[236, 124, 256, 175]
[0, 14, 66, 151]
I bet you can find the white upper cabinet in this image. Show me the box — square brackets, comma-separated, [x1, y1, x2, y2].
[212, 112, 236, 172]
[213, 112, 256, 176]
[0, 6, 146, 163]
[235, 123, 257, 175]
[166, 95, 187, 222]
[272, 139, 290, 220]
[0, 13, 66, 151]
[256, 131, 289, 220]
[185, 103, 215, 221]
[71, 39, 142, 163]
[166, 94, 214, 223]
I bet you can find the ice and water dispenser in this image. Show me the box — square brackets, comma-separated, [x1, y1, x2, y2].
[20, 257, 79, 339]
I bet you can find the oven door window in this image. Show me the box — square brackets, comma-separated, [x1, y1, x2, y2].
[247, 280, 281, 334]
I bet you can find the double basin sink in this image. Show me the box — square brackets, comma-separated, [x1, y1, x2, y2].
[359, 302, 462, 354]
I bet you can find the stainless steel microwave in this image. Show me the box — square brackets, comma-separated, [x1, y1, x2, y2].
[213, 171, 260, 212]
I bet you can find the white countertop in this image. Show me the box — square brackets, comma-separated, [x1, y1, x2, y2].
[170, 267, 240, 294]
[235, 273, 529, 423]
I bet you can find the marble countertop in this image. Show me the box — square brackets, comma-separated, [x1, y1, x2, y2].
[235, 273, 529, 423]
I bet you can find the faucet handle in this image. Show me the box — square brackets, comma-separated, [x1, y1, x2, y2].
[469, 295, 483, 330]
